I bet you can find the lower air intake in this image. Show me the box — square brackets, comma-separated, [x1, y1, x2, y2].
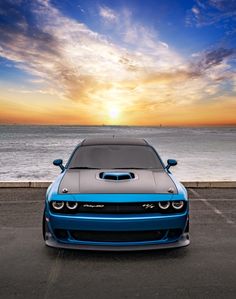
[70, 230, 167, 242]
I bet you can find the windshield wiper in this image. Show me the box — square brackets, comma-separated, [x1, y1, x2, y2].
[69, 167, 100, 169]
[70, 167, 157, 170]
[112, 167, 151, 169]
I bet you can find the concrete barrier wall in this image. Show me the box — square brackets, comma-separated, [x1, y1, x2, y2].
[0, 181, 236, 188]
[0, 181, 52, 188]
[182, 181, 236, 188]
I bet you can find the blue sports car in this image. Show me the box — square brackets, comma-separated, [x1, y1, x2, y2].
[43, 137, 190, 251]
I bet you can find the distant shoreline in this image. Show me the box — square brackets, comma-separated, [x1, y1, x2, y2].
[0, 124, 236, 128]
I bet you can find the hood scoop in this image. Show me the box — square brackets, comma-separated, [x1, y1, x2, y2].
[99, 172, 135, 181]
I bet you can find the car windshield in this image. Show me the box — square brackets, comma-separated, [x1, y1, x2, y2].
[68, 145, 164, 169]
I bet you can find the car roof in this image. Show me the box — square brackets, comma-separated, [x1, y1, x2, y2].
[81, 137, 148, 146]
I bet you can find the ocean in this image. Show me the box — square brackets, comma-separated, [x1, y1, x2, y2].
[0, 125, 235, 181]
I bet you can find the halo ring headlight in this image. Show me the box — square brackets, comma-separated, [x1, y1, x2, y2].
[66, 201, 78, 210]
[172, 201, 184, 210]
[52, 201, 64, 210]
[158, 201, 170, 210]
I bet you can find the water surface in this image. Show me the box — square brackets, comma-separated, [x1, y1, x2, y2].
[0, 125, 235, 181]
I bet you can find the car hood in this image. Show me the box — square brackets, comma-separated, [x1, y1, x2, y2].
[58, 169, 178, 194]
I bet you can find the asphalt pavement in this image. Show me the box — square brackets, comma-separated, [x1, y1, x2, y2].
[0, 187, 236, 299]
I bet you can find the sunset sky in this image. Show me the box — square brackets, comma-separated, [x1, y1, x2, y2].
[0, 0, 236, 125]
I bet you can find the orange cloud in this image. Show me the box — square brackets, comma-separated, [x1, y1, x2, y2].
[0, 0, 236, 126]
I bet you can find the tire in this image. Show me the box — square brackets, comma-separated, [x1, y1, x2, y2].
[185, 218, 189, 233]
[42, 211, 46, 240]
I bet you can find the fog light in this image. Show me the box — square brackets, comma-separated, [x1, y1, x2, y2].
[172, 201, 184, 210]
[52, 201, 64, 210]
[158, 201, 170, 210]
[66, 201, 78, 210]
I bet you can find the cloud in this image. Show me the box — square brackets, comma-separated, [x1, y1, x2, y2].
[191, 47, 236, 74]
[191, 6, 200, 15]
[187, 0, 236, 27]
[0, 1, 182, 101]
[208, 0, 236, 12]
[99, 6, 118, 22]
[0, 0, 235, 124]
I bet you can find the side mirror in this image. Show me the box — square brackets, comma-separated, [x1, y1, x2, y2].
[166, 159, 177, 171]
[53, 159, 65, 171]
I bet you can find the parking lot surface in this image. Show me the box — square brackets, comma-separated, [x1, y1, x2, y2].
[0, 187, 236, 299]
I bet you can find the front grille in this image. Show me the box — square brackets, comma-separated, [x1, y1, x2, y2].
[69, 230, 167, 242]
[50, 201, 187, 214]
[53, 228, 183, 242]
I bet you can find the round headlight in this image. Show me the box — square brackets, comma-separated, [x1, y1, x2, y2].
[66, 201, 78, 210]
[158, 201, 170, 210]
[172, 201, 184, 210]
[52, 201, 64, 210]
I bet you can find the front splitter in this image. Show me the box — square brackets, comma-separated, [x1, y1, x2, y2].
[45, 233, 190, 251]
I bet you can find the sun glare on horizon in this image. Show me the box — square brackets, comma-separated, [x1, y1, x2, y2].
[108, 105, 120, 120]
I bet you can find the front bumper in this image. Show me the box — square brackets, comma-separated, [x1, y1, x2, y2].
[45, 211, 189, 251]
[45, 233, 190, 251]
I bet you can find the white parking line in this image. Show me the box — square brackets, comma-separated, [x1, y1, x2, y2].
[189, 188, 235, 225]
[190, 198, 236, 201]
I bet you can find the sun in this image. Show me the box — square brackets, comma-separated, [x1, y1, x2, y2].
[108, 106, 120, 119]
